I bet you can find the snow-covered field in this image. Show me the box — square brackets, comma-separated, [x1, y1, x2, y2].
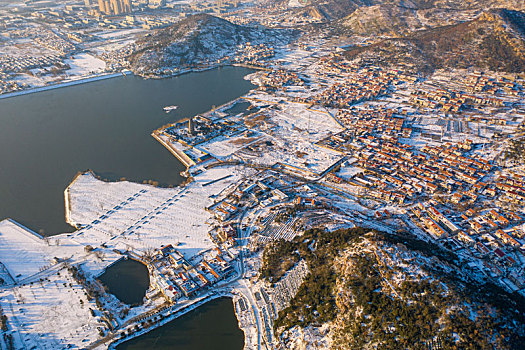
[12, 71, 63, 89]
[64, 53, 106, 76]
[3, 72, 125, 100]
[95, 28, 145, 40]
[0, 163, 250, 349]
[0, 219, 122, 350]
[89, 28, 145, 54]
[0, 219, 83, 282]
[273, 46, 330, 71]
[272, 101, 343, 142]
[197, 131, 264, 158]
[237, 100, 344, 174]
[67, 168, 244, 259]
[337, 163, 364, 180]
[0, 38, 56, 57]
[0, 269, 101, 349]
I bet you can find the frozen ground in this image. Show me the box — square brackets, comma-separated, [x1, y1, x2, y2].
[0, 38, 56, 56]
[271, 101, 343, 142]
[337, 164, 364, 180]
[3, 73, 124, 100]
[0, 164, 250, 349]
[197, 131, 265, 158]
[95, 28, 145, 40]
[0, 219, 83, 282]
[237, 100, 344, 174]
[67, 168, 244, 259]
[88, 28, 143, 55]
[12, 71, 63, 88]
[273, 45, 332, 71]
[0, 267, 102, 349]
[9, 52, 105, 90]
[65, 53, 106, 76]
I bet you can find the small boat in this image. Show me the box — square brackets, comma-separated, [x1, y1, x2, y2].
[163, 105, 178, 113]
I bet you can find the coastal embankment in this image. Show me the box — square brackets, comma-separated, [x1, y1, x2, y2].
[0, 71, 131, 100]
[151, 131, 195, 169]
[107, 294, 234, 349]
[144, 63, 267, 80]
[64, 170, 96, 228]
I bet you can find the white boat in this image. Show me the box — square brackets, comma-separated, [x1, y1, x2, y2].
[163, 105, 178, 113]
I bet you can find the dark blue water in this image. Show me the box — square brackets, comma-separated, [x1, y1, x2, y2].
[117, 297, 244, 350]
[98, 258, 150, 305]
[0, 67, 254, 235]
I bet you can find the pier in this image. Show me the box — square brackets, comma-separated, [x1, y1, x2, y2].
[151, 131, 195, 169]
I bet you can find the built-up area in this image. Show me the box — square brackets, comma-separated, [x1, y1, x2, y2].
[0, 0, 263, 94]
[0, 7, 524, 350]
[146, 44, 525, 347]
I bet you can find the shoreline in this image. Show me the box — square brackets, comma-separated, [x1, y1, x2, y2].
[143, 63, 267, 80]
[0, 65, 257, 349]
[3, 218, 43, 240]
[107, 294, 237, 349]
[0, 63, 263, 101]
[63, 171, 249, 350]
[151, 131, 195, 169]
[64, 170, 94, 228]
[0, 71, 132, 100]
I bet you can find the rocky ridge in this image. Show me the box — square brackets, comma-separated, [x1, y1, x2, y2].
[343, 9, 525, 73]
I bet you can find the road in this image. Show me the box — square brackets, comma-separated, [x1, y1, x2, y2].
[236, 201, 274, 350]
[236, 206, 263, 350]
[236, 279, 266, 350]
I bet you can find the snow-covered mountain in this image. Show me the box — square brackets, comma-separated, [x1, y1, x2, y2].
[129, 14, 292, 75]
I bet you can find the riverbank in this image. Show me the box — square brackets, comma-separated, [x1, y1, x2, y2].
[0, 70, 131, 100]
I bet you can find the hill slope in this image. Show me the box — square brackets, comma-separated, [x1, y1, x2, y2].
[261, 228, 525, 349]
[129, 14, 290, 74]
[267, 0, 525, 23]
[340, 4, 428, 36]
[343, 9, 525, 73]
[261, 0, 378, 21]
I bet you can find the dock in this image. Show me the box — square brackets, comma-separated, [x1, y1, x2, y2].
[152, 131, 195, 169]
